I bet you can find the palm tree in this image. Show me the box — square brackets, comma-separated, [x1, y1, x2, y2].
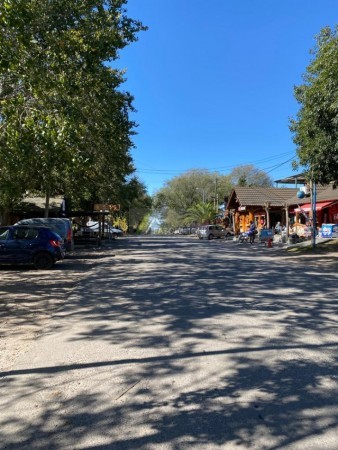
[183, 202, 216, 225]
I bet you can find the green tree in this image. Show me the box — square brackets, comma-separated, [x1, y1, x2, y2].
[0, 0, 146, 218]
[290, 26, 338, 183]
[184, 202, 216, 226]
[117, 177, 152, 232]
[153, 166, 273, 229]
[228, 165, 273, 187]
[153, 169, 232, 226]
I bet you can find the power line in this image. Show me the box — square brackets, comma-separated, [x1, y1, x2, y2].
[135, 151, 296, 175]
[263, 157, 295, 175]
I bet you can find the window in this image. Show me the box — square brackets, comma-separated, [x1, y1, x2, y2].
[13, 229, 27, 240]
[24, 228, 39, 240]
[0, 229, 9, 240]
[13, 228, 39, 240]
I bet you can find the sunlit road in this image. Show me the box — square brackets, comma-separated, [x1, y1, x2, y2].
[1, 236, 338, 449]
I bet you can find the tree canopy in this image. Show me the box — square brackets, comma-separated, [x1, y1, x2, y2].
[153, 166, 272, 229]
[228, 164, 273, 187]
[184, 202, 217, 226]
[290, 26, 338, 183]
[153, 169, 232, 228]
[0, 0, 147, 216]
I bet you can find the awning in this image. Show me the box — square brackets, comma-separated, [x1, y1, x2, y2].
[294, 201, 334, 213]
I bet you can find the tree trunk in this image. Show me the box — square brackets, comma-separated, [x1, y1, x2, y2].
[44, 189, 50, 218]
[0, 208, 10, 225]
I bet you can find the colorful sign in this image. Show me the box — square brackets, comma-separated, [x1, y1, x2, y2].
[321, 224, 338, 238]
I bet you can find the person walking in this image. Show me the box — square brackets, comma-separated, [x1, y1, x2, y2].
[248, 220, 256, 244]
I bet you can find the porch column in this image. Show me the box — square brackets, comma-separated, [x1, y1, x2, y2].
[264, 202, 271, 229]
[230, 209, 236, 235]
[284, 203, 289, 238]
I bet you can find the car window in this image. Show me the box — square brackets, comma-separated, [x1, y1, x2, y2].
[13, 227, 39, 240]
[26, 228, 40, 239]
[13, 228, 27, 240]
[0, 228, 9, 240]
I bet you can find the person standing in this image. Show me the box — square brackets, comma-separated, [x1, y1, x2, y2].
[248, 220, 256, 244]
[275, 222, 282, 234]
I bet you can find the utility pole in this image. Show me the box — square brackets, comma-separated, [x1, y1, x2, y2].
[310, 179, 317, 248]
[214, 176, 218, 212]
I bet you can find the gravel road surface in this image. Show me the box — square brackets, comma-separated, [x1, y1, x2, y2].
[1, 236, 337, 449]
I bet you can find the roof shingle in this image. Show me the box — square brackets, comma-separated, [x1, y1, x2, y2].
[228, 187, 299, 208]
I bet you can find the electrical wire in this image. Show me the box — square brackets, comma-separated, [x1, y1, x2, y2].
[134, 151, 296, 175]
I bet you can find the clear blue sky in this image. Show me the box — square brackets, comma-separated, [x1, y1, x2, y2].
[114, 0, 338, 195]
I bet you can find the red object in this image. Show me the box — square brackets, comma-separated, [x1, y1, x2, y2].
[294, 201, 333, 212]
[49, 239, 61, 248]
[267, 238, 273, 248]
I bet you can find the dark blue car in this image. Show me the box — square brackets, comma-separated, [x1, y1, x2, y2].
[0, 225, 65, 269]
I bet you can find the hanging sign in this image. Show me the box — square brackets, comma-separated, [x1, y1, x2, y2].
[94, 203, 120, 212]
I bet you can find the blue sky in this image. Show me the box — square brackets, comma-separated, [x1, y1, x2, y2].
[115, 0, 338, 195]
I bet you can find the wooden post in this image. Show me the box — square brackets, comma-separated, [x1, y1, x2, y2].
[264, 202, 271, 229]
[97, 213, 102, 246]
[284, 203, 289, 239]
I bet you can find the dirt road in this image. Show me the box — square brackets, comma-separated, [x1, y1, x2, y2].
[1, 237, 338, 449]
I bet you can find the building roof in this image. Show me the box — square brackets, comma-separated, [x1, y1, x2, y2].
[274, 173, 307, 186]
[227, 186, 299, 209]
[287, 182, 338, 205]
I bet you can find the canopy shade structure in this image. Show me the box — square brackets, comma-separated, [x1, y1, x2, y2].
[294, 201, 334, 212]
[274, 173, 307, 186]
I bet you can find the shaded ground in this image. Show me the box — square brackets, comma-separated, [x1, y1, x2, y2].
[0, 244, 117, 371]
[0, 237, 337, 449]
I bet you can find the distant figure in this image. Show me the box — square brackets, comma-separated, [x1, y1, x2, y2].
[275, 222, 282, 234]
[248, 220, 256, 244]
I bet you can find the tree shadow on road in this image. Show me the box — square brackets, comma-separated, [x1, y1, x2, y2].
[1, 236, 338, 449]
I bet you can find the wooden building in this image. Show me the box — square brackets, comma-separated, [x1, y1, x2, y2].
[226, 187, 299, 235]
[226, 182, 338, 236]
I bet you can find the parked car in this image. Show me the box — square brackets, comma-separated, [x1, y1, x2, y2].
[15, 218, 74, 251]
[0, 225, 65, 269]
[174, 227, 197, 235]
[197, 225, 234, 240]
[76, 221, 122, 239]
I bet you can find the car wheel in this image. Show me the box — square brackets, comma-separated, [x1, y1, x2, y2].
[208, 234, 214, 240]
[33, 252, 55, 270]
